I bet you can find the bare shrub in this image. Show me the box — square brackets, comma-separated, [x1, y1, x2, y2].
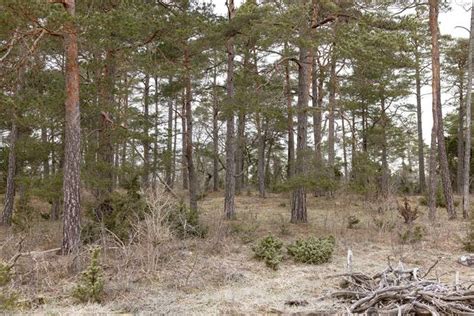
[397, 197, 419, 224]
[130, 188, 175, 274]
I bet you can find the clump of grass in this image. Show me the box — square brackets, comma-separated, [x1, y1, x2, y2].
[252, 234, 283, 270]
[287, 236, 335, 264]
[72, 247, 104, 303]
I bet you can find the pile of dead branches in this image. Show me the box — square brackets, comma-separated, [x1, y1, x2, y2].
[330, 261, 474, 315]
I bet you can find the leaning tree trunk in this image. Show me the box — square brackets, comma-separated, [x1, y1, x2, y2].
[224, 0, 236, 219]
[61, 0, 81, 255]
[429, 0, 456, 219]
[184, 46, 198, 212]
[463, 4, 474, 219]
[1, 122, 18, 226]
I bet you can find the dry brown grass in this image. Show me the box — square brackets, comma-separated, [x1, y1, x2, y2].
[1, 191, 473, 314]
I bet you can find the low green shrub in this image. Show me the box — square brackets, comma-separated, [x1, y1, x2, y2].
[252, 235, 283, 270]
[72, 248, 104, 303]
[287, 236, 335, 264]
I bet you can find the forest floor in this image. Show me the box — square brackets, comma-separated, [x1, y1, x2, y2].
[1, 191, 474, 315]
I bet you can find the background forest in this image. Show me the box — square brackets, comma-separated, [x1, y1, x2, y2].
[1, 0, 474, 314]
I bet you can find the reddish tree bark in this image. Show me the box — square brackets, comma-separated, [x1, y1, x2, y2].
[61, 0, 81, 254]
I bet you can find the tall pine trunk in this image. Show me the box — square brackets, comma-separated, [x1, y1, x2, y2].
[313, 58, 322, 167]
[285, 44, 295, 179]
[212, 67, 219, 191]
[327, 46, 337, 180]
[142, 74, 151, 187]
[184, 46, 198, 211]
[181, 90, 188, 190]
[166, 77, 174, 190]
[415, 44, 426, 193]
[429, 0, 456, 219]
[463, 4, 474, 218]
[61, 0, 81, 255]
[290, 46, 311, 224]
[224, 0, 236, 219]
[457, 86, 465, 194]
[257, 112, 266, 197]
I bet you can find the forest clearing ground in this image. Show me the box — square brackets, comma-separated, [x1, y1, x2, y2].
[1, 192, 474, 314]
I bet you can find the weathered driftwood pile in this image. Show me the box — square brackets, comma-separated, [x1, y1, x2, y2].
[331, 261, 474, 315]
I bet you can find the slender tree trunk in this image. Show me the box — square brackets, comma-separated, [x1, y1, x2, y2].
[184, 46, 198, 211]
[327, 46, 337, 180]
[235, 111, 245, 194]
[341, 108, 348, 181]
[313, 58, 322, 167]
[142, 73, 151, 187]
[429, 0, 456, 219]
[428, 125, 437, 220]
[285, 43, 295, 179]
[415, 46, 426, 194]
[166, 78, 174, 190]
[463, 4, 474, 218]
[172, 100, 178, 185]
[1, 122, 18, 226]
[61, 0, 81, 254]
[457, 87, 465, 194]
[224, 0, 236, 219]
[380, 98, 389, 198]
[152, 76, 159, 189]
[181, 90, 188, 190]
[97, 50, 115, 198]
[257, 112, 265, 197]
[41, 127, 50, 179]
[212, 67, 219, 191]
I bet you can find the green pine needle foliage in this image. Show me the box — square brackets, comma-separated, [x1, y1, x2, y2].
[252, 234, 283, 270]
[287, 236, 335, 265]
[72, 248, 104, 303]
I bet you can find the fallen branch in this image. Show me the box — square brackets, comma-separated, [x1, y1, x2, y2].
[329, 261, 474, 314]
